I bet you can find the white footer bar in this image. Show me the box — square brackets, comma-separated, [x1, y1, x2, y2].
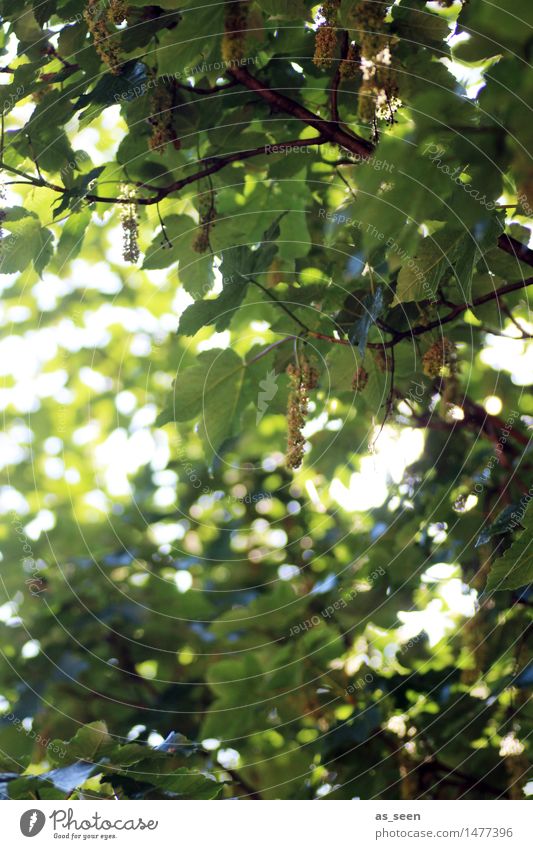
[3, 800, 530, 848]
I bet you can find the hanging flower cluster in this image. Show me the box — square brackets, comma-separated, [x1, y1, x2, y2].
[84, 0, 126, 74]
[119, 185, 140, 264]
[286, 356, 319, 470]
[422, 338, 457, 378]
[339, 42, 361, 80]
[148, 83, 181, 154]
[0, 183, 5, 249]
[222, 1, 248, 65]
[192, 189, 217, 254]
[313, 1, 340, 69]
[353, 1, 400, 124]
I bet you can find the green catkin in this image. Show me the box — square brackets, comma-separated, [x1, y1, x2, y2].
[313, 1, 340, 69]
[84, 0, 123, 74]
[222, 1, 248, 65]
[286, 357, 319, 469]
[192, 189, 217, 254]
[422, 338, 457, 378]
[119, 185, 140, 264]
[353, 1, 400, 124]
[339, 42, 360, 79]
[108, 0, 128, 25]
[148, 83, 181, 154]
[0, 183, 5, 250]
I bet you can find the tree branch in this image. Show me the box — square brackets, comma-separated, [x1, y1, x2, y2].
[383, 275, 533, 349]
[2, 137, 327, 206]
[497, 233, 533, 268]
[330, 32, 349, 124]
[300, 275, 533, 350]
[249, 278, 310, 333]
[227, 64, 373, 159]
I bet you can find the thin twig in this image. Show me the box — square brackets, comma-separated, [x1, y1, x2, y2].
[330, 32, 348, 124]
[249, 277, 311, 333]
[245, 337, 294, 366]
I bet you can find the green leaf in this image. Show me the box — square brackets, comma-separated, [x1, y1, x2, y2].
[392, 230, 468, 306]
[278, 203, 310, 260]
[53, 209, 91, 269]
[143, 214, 214, 296]
[392, 0, 450, 48]
[40, 761, 98, 794]
[158, 349, 246, 460]
[177, 278, 249, 335]
[53, 167, 105, 218]
[155, 7, 224, 76]
[177, 219, 280, 332]
[486, 506, 533, 591]
[0, 217, 48, 274]
[361, 354, 391, 412]
[143, 768, 222, 799]
[74, 62, 149, 113]
[326, 345, 361, 393]
[454, 0, 533, 61]
[34, 227, 54, 277]
[49, 721, 112, 766]
[475, 504, 522, 548]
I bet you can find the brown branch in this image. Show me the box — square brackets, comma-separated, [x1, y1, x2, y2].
[133, 135, 327, 204]
[249, 277, 310, 332]
[0, 56, 530, 309]
[498, 233, 533, 268]
[500, 303, 531, 336]
[303, 275, 533, 350]
[2, 137, 327, 206]
[330, 32, 349, 124]
[227, 64, 373, 159]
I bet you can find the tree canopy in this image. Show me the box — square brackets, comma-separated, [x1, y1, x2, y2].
[0, 0, 532, 801]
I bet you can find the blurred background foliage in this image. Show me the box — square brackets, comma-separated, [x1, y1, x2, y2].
[0, 0, 531, 799]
